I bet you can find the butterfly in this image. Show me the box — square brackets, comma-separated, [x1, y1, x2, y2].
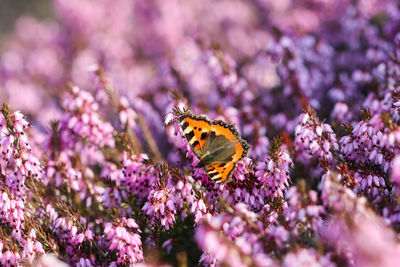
[174, 108, 249, 184]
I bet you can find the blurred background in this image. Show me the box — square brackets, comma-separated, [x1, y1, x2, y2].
[0, 0, 52, 37]
[0, 0, 395, 130]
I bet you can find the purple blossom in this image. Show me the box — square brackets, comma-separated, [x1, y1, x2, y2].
[295, 108, 338, 164]
[195, 204, 275, 267]
[103, 217, 143, 265]
[285, 186, 325, 234]
[322, 201, 400, 266]
[190, 197, 208, 223]
[282, 248, 332, 267]
[255, 142, 293, 200]
[0, 106, 43, 193]
[142, 177, 177, 230]
[391, 155, 400, 186]
[21, 229, 45, 264]
[59, 86, 114, 149]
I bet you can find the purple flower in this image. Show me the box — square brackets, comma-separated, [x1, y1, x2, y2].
[21, 229, 45, 264]
[282, 249, 327, 267]
[60, 86, 114, 149]
[103, 217, 144, 265]
[142, 182, 177, 230]
[0, 106, 43, 194]
[285, 186, 325, 234]
[195, 204, 275, 267]
[255, 142, 293, 201]
[295, 108, 338, 165]
[391, 155, 400, 186]
[323, 207, 400, 267]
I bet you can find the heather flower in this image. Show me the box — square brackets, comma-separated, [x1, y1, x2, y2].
[255, 139, 293, 201]
[195, 204, 275, 267]
[161, 238, 174, 254]
[103, 217, 144, 265]
[190, 197, 208, 223]
[250, 134, 270, 161]
[0, 191, 25, 233]
[338, 110, 394, 203]
[198, 252, 219, 267]
[1, 250, 21, 267]
[323, 205, 400, 267]
[207, 47, 239, 90]
[2, 0, 400, 265]
[196, 218, 250, 267]
[169, 179, 189, 208]
[320, 171, 361, 214]
[266, 33, 335, 108]
[60, 86, 114, 149]
[282, 248, 326, 267]
[353, 170, 388, 202]
[40, 85, 117, 205]
[118, 96, 137, 129]
[295, 108, 338, 164]
[43, 204, 97, 265]
[265, 224, 290, 251]
[391, 155, 400, 186]
[120, 151, 158, 204]
[285, 183, 325, 235]
[0, 105, 43, 193]
[330, 102, 352, 123]
[21, 229, 45, 264]
[206, 46, 249, 101]
[0, 105, 47, 265]
[340, 114, 387, 168]
[142, 176, 177, 230]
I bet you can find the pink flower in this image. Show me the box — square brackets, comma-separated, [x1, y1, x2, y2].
[255, 142, 293, 201]
[282, 249, 326, 267]
[142, 186, 177, 230]
[391, 155, 400, 185]
[295, 109, 338, 164]
[103, 218, 143, 264]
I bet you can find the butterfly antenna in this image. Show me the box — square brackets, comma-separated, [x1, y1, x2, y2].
[172, 106, 190, 116]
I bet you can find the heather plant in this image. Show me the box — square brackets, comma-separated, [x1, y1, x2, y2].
[1, 0, 400, 266]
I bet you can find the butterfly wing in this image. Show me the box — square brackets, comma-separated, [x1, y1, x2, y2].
[202, 120, 249, 183]
[206, 161, 237, 183]
[210, 122, 249, 162]
[179, 114, 211, 158]
[178, 112, 249, 184]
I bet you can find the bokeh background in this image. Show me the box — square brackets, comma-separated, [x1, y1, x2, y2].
[0, 0, 52, 36]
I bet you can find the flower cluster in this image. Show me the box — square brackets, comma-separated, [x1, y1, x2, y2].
[255, 139, 293, 200]
[103, 218, 143, 265]
[195, 204, 274, 267]
[295, 107, 339, 165]
[142, 181, 177, 230]
[0, 105, 42, 194]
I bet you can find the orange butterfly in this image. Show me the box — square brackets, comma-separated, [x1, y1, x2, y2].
[174, 108, 249, 184]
